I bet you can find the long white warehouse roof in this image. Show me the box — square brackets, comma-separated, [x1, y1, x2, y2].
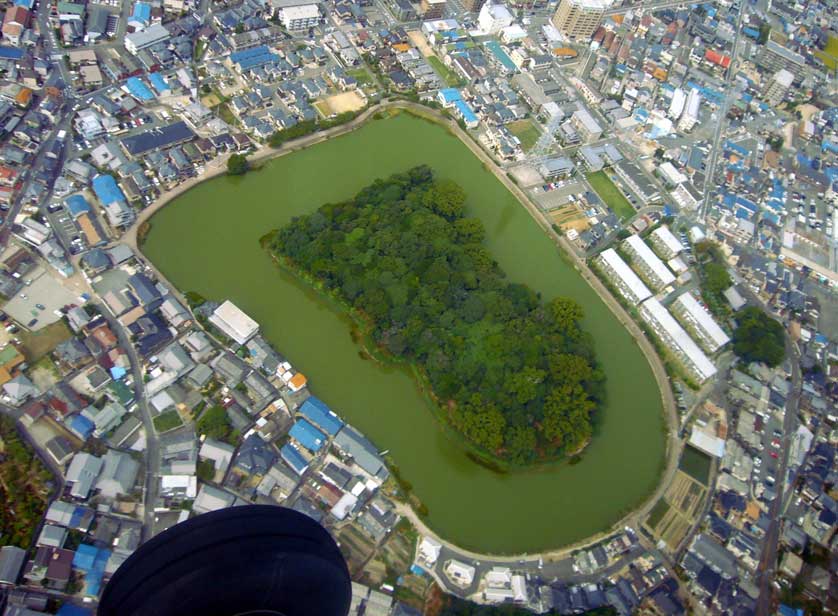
[624, 234, 676, 287]
[599, 248, 652, 304]
[209, 300, 259, 344]
[651, 226, 683, 256]
[641, 298, 717, 381]
[675, 293, 730, 351]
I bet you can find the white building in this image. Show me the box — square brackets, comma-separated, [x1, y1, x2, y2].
[193, 484, 236, 514]
[639, 298, 717, 382]
[657, 161, 687, 186]
[672, 293, 730, 353]
[279, 4, 320, 30]
[622, 234, 676, 289]
[668, 88, 686, 120]
[444, 559, 476, 588]
[570, 108, 602, 141]
[689, 428, 726, 458]
[66, 453, 104, 499]
[124, 24, 170, 54]
[678, 88, 700, 132]
[209, 300, 259, 345]
[483, 567, 528, 604]
[596, 248, 652, 305]
[478, 2, 514, 34]
[95, 449, 140, 498]
[160, 475, 199, 499]
[417, 536, 442, 567]
[649, 225, 683, 260]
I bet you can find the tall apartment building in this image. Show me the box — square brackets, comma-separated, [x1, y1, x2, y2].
[756, 33, 805, 77]
[420, 0, 447, 19]
[764, 69, 794, 107]
[550, 0, 611, 40]
[570, 108, 602, 141]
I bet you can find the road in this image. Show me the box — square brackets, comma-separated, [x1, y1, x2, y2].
[754, 335, 801, 616]
[604, 0, 690, 15]
[698, 1, 747, 220]
[93, 301, 160, 542]
[727, 271, 802, 616]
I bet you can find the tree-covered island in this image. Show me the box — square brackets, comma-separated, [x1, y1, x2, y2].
[270, 166, 604, 465]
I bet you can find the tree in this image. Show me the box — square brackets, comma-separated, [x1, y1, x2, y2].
[758, 23, 771, 44]
[732, 307, 785, 367]
[422, 178, 466, 220]
[703, 262, 732, 295]
[227, 154, 249, 175]
[503, 426, 537, 464]
[197, 459, 216, 482]
[272, 168, 602, 464]
[196, 406, 234, 442]
[766, 134, 784, 151]
[548, 297, 584, 331]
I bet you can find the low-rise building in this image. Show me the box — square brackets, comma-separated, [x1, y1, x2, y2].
[639, 298, 716, 382]
[649, 226, 683, 260]
[209, 300, 259, 345]
[672, 293, 730, 353]
[622, 234, 675, 290]
[596, 248, 652, 305]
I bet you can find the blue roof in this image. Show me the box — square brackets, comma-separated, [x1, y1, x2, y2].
[69, 506, 88, 529]
[289, 419, 327, 453]
[92, 175, 126, 205]
[73, 544, 99, 571]
[148, 72, 170, 93]
[66, 194, 92, 217]
[0, 46, 24, 60]
[57, 606, 93, 616]
[230, 45, 279, 70]
[280, 443, 308, 475]
[454, 99, 477, 124]
[299, 396, 344, 435]
[132, 1, 151, 23]
[110, 366, 127, 380]
[126, 76, 155, 101]
[724, 140, 750, 157]
[484, 41, 516, 72]
[439, 88, 461, 104]
[69, 414, 95, 439]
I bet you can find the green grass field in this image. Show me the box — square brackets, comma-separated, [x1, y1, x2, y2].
[19, 321, 72, 362]
[153, 410, 183, 433]
[679, 446, 712, 485]
[815, 35, 838, 70]
[428, 56, 463, 87]
[586, 170, 636, 220]
[347, 68, 373, 86]
[507, 119, 541, 152]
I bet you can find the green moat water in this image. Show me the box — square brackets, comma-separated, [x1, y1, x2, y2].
[143, 112, 665, 553]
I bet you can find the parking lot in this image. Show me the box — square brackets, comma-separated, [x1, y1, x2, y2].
[2, 266, 82, 331]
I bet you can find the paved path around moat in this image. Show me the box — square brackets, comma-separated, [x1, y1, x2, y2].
[123, 100, 682, 564]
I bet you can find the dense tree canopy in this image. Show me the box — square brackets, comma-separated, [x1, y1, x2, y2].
[196, 405, 236, 444]
[227, 154, 249, 175]
[732, 306, 786, 367]
[273, 166, 604, 464]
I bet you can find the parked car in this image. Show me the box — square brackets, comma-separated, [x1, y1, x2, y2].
[27, 318, 38, 328]
[35, 303, 45, 310]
